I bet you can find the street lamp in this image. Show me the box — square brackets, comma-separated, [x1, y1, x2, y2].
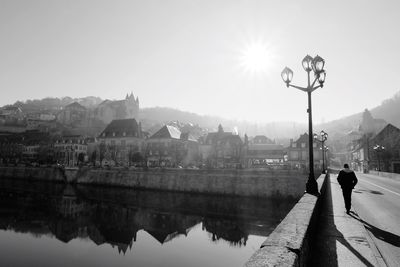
[314, 130, 328, 174]
[373, 144, 385, 172]
[281, 55, 326, 195]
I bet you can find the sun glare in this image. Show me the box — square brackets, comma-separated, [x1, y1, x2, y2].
[240, 42, 274, 74]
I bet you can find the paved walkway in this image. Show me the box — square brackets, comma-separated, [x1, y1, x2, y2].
[310, 174, 386, 266]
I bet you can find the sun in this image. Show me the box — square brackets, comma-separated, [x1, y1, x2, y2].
[240, 42, 274, 74]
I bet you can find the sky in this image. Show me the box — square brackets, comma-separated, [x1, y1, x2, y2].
[1, 0, 400, 124]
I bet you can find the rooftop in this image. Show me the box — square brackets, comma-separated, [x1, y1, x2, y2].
[99, 118, 142, 138]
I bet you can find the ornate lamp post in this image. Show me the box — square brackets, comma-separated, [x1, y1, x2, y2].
[373, 144, 385, 172]
[281, 55, 326, 195]
[314, 130, 328, 174]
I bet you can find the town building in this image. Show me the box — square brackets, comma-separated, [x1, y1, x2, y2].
[97, 118, 144, 166]
[0, 131, 54, 164]
[54, 135, 88, 167]
[0, 106, 25, 125]
[57, 102, 87, 126]
[146, 125, 198, 167]
[351, 123, 400, 173]
[199, 125, 243, 168]
[287, 133, 323, 171]
[243, 135, 285, 168]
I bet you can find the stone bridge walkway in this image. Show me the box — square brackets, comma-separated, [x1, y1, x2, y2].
[309, 175, 385, 266]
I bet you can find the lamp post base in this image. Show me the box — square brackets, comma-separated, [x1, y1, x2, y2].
[306, 175, 319, 196]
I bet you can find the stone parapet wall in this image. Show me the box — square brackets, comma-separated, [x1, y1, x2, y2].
[244, 173, 327, 267]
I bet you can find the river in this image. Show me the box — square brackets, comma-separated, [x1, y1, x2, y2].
[0, 178, 297, 267]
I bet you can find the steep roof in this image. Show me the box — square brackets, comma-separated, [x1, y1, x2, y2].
[371, 123, 400, 141]
[180, 132, 197, 142]
[150, 125, 181, 139]
[98, 99, 125, 108]
[204, 132, 233, 145]
[253, 135, 274, 144]
[99, 118, 141, 138]
[220, 134, 243, 145]
[294, 133, 309, 143]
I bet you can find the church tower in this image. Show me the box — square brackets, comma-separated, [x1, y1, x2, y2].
[125, 91, 139, 119]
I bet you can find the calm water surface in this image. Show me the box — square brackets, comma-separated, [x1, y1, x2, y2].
[0, 179, 297, 267]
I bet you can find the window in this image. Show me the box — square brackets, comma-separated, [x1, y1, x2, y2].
[301, 143, 306, 148]
[313, 142, 317, 148]
[123, 132, 126, 137]
[121, 140, 126, 146]
[292, 143, 297, 148]
[112, 132, 116, 137]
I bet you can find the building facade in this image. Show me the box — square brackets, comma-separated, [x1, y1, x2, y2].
[351, 123, 400, 173]
[287, 133, 323, 171]
[146, 125, 198, 167]
[97, 118, 144, 167]
[54, 135, 88, 167]
[199, 125, 243, 168]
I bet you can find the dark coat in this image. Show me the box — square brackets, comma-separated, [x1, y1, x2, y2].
[337, 169, 358, 190]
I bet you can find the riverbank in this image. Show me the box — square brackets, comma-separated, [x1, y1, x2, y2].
[0, 166, 315, 198]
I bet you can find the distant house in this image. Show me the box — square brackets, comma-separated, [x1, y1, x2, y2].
[287, 133, 323, 170]
[199, 125, 243, 168]
[94, 93, 139, 125]
[97, 118, 144, 166]
[146, 125, 198, 167]
[352, 123, 400, 173]
[26, 118, 58, 133]
[0, 106, 25, 126]
[57, 102, 87, 126]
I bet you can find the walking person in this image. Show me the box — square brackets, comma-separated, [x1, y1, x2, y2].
[337, 163, 358, 214]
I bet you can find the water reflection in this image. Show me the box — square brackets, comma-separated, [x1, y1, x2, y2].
[0, 178, 297, 266]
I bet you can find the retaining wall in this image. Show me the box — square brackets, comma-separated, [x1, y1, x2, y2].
[244, 173, 328, 267]
[75, 168, 309, 198]
[0, 166, 65, 182]
[0, 166, 315, 198]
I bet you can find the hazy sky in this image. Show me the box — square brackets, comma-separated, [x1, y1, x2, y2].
[1, 0, 400, 123]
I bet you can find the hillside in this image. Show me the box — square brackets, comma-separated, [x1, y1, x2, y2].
[12, 96, 103, 113]
[318, 90, 400, 139]
[3, 90, 400, 140]
[139, 107, 307, 138]
[371, 91, 400, 127]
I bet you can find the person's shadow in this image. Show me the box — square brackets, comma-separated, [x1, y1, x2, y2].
[309, 175, 376, 267]
[349, 212, 400, 247]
